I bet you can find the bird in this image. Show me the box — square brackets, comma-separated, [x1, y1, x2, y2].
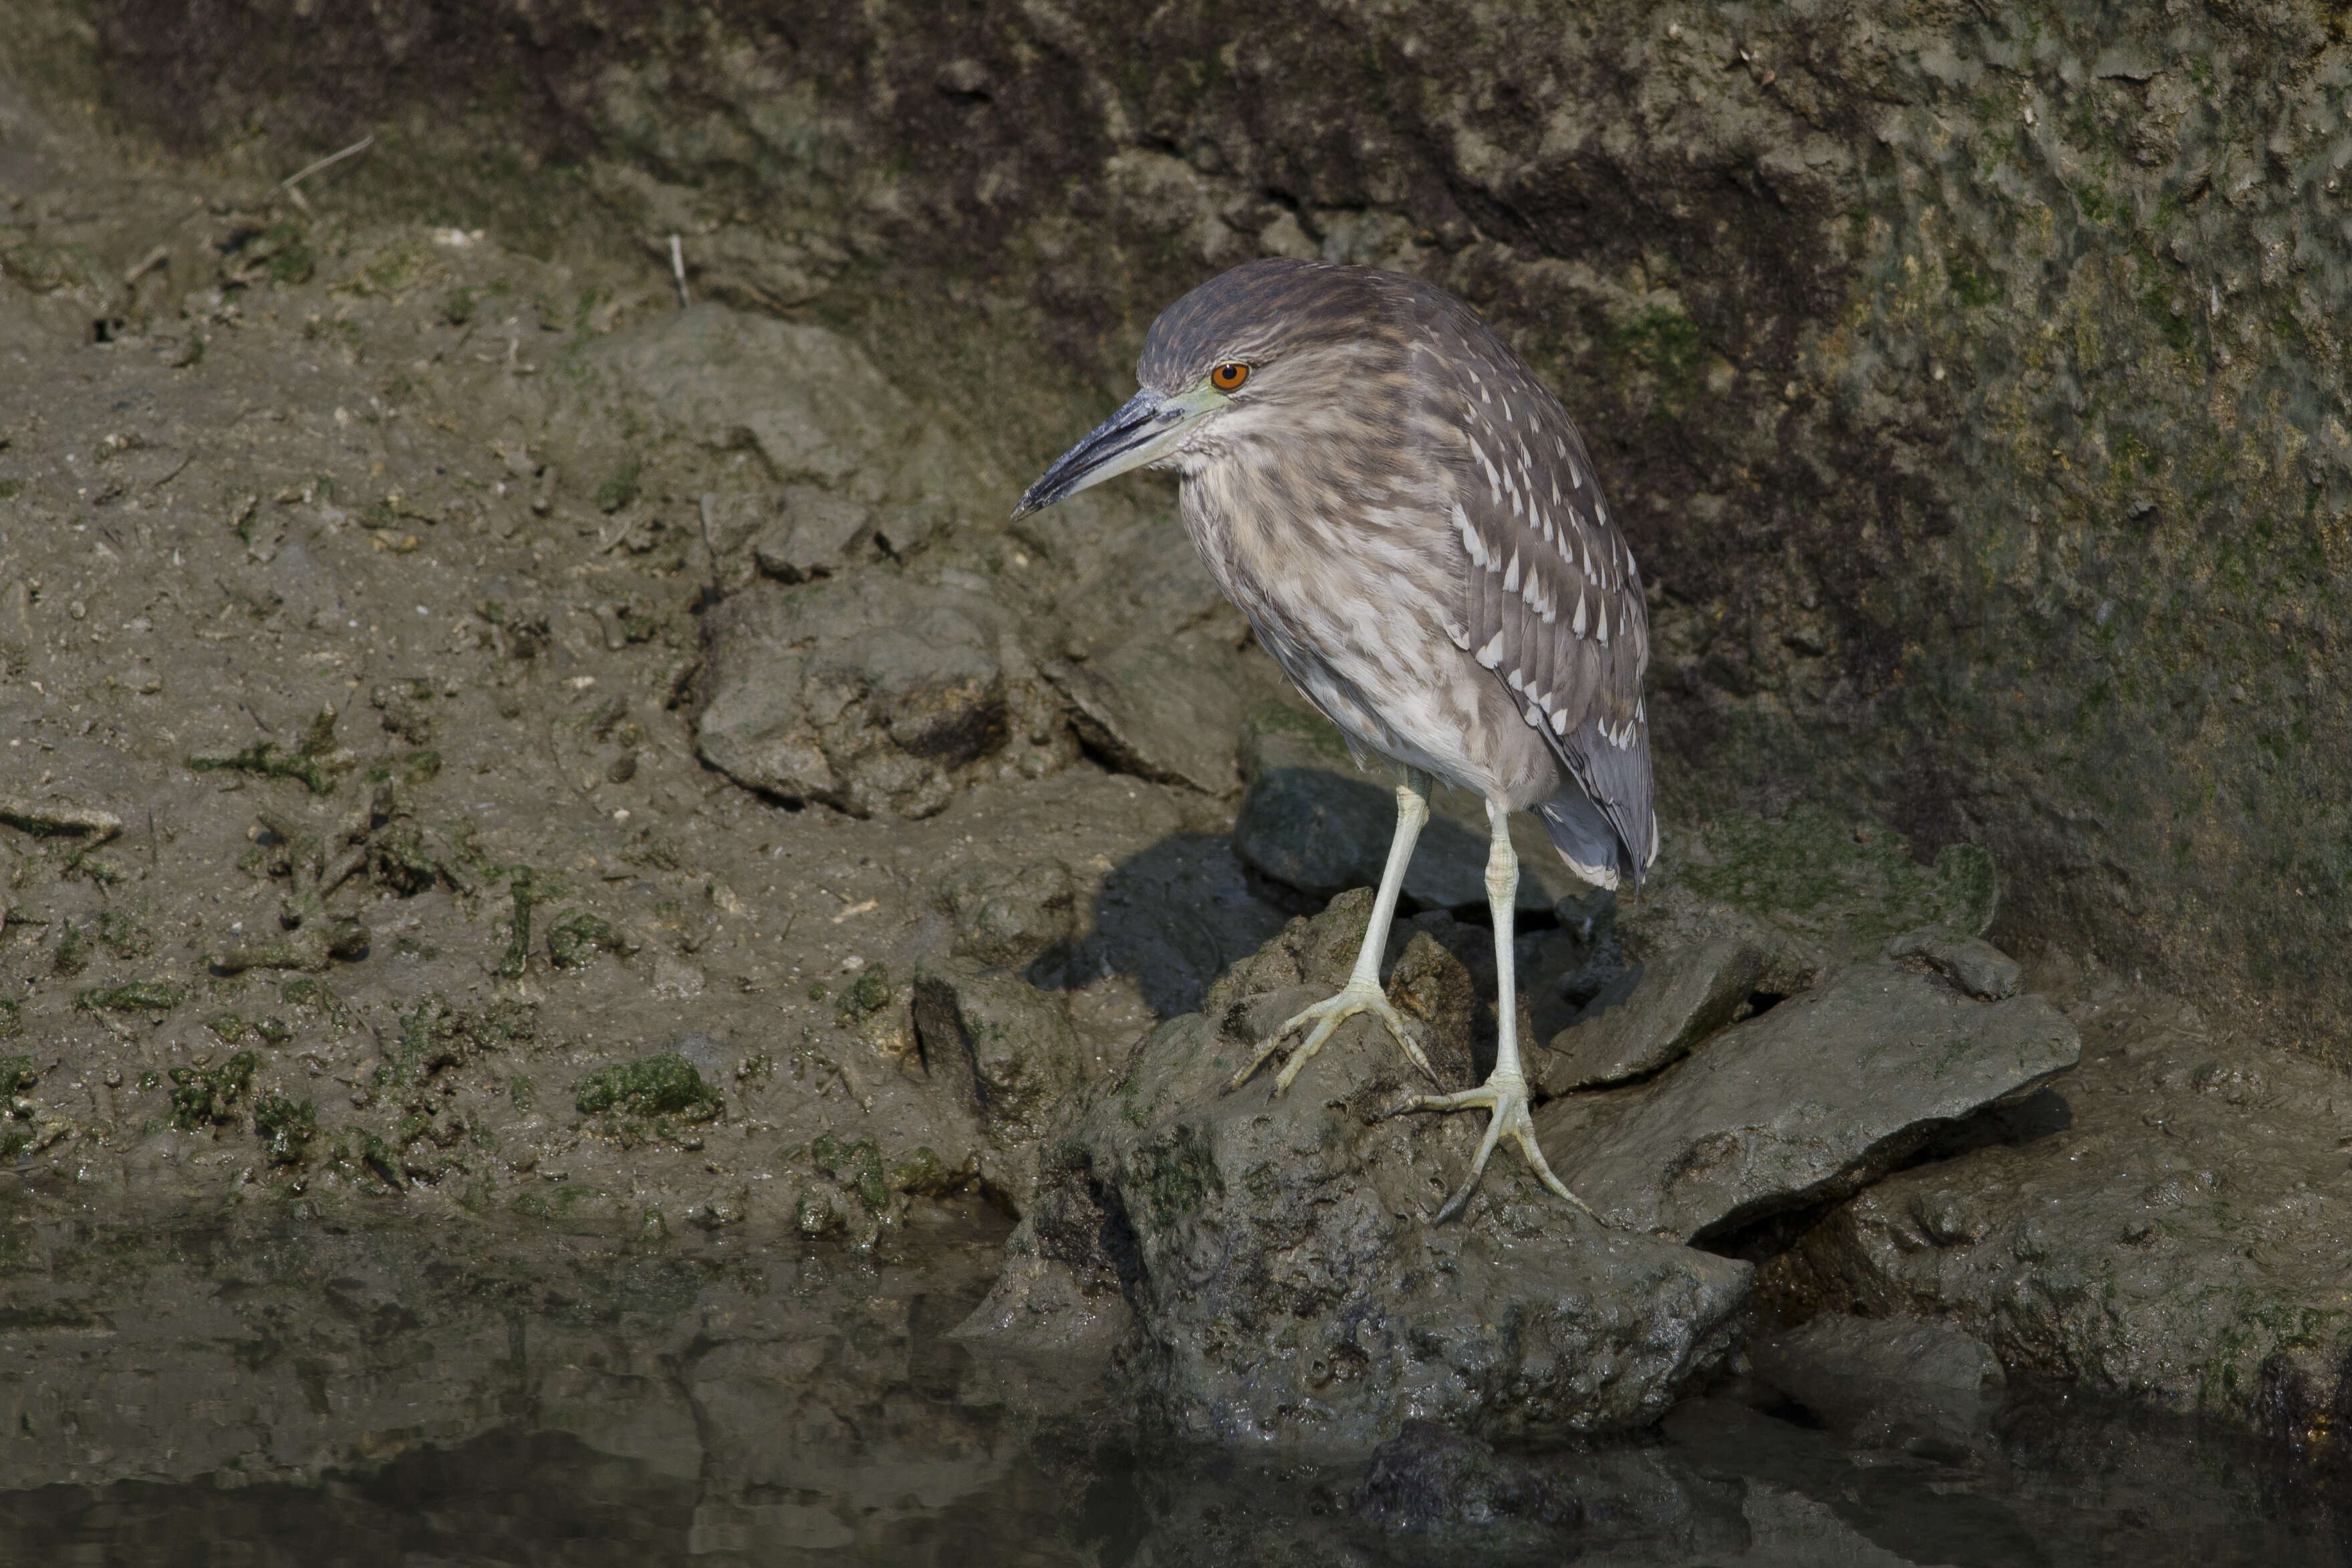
[1013, 258, 1656, 1221]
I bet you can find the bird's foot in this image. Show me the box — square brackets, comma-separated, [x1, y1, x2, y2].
[1228, 978, 1433, 1094]
[1400, 1069, 1593, 1223]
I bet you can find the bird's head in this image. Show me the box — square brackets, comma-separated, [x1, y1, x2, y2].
[1012, 258, 1380, 519]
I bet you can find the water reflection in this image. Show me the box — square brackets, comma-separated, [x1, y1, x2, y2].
[0, 1194, 2344, 1566]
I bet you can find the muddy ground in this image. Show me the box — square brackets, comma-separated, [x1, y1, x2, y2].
[0, 75, 1297, 1245]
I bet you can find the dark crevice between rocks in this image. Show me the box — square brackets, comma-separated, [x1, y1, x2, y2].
[1691, 1087, 2075, 1270]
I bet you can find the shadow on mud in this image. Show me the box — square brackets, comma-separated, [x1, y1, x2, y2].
[1029, 830, 1305, 1018]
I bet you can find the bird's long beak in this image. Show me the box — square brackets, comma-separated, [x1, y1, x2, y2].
[1012, 386, 1204, 519]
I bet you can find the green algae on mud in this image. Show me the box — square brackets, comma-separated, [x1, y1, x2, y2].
[574, 1051, 723, 1150]
[168, 1050, 261, 1130]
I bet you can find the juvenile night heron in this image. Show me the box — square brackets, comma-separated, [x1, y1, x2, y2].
[1014, 259, 1656, 1220]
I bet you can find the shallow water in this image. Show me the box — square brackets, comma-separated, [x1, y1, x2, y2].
[0, 1196, 2342, 1567]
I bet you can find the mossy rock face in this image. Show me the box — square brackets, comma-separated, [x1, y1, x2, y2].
[1670, 807, 1998, 953]
[545, 912, 632, 970]
[379, 993, 534, 1089]
[0, 1053, 35, 1162]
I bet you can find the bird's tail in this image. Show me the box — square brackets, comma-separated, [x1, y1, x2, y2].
[1536, 785, 1644, 892]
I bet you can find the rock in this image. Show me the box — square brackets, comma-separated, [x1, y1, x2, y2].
[674, 1032, 732, 1077]
[574, 304, 971, 503]
[872, 496, 954, 559]
[909, 957, 1081, 1138]
[1374, 908, 1548, 1093]
[1353, 1421, 1579, 1532]
[1381, 925, 1483, 1092]
[1030, 516, 1291, 795]
[1232, 704, 1578, 912]
[950, 1168, 1140, 1382]
[1747, 1314, 2004, 1456]
[1533, 935, 1776, 1093]
[752, 485, 872, 581]
[698, 572, 1062, 818]
[939, 858, 1075, 969]
[956, 890, 1751, 1452]
[1047, 632, 1271, 795]
[1535, 958, 2081, 1243]
[1883, 925, 2021, 1001]
[1756, 989, 2352, 1444]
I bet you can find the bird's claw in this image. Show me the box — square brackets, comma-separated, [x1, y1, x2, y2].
[1228, 978, 1433, 1094]
[1400, 1071, 1593, 1223]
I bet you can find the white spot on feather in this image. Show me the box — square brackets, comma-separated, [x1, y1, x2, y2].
[1457, 506, 1488, 568]
[1502, 551, 1521, 593]
[1474, 631, 1505, 668]
[1572, 594, 1587, 638]
[1551, 707, 1571, 735]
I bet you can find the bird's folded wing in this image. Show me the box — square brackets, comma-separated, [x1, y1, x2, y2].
[1417, 323, 1656, 878]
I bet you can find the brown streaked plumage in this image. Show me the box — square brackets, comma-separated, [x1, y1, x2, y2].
[1015, 258, 1656, 1222]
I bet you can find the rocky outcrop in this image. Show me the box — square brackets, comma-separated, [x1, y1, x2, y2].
[956, 892, 1753, 1452]
[954, 888, 2094, 1452]
[1535, 935, 1778, 1091]
[1758, 983, 2352, 1445]
[1746, 1313, 2008, 1458]
[1537, 952, 2082, 1243]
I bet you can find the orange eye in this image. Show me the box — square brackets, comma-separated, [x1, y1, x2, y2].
[1209, 362, 1250, 392]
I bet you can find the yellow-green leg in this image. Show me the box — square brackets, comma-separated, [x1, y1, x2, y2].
[1402, 799, 1593, 1222]
[1230, 769, 1438, 1093]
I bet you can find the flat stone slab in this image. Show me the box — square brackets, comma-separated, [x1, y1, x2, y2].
[956, 892, 1750, 1454]
[1535, 958, 2080, 1243]
[1883, 924, 2021, 1001]
[1534, 935, 1776, 1091]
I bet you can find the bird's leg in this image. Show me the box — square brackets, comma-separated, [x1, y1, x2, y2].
[1230, 769, 1437, 1093]
[1401, 800, 1594, 1222]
